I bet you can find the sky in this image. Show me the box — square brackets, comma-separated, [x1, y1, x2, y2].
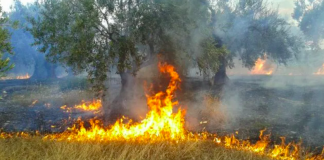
[271, 0, 295, 20]
[0, 0, 296, 23]
[0, 0, 35, 12]
[1, 0, 296, 13]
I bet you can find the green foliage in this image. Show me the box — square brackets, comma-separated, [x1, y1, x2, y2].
[0, 5, 14, 77]
[214, 0, 303, 69]
[197, 37, 229, 76]
[27, 0, 304, 90]
[28, 0, 219, 94]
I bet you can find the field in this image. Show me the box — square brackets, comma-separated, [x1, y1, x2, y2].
[0, 138, 271, 160]
[1, 75, 324, 159]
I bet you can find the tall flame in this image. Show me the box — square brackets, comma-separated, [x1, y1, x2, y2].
[251, 58, 274, 75]
[1, 63, 324, 160]
[45, 62, 186, 141]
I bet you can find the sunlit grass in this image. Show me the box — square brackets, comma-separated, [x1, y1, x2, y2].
[0, 137, 271, 160]
[1, 79, 94, 108]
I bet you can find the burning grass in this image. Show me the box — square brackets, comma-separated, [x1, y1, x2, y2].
[0, 73, 31, 80]
[44, 63, 186, 141]
[1, 63, 324, 160]
[1, 131, 323, 160]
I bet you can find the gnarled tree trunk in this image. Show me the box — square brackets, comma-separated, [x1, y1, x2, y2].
[105, 72, 136, 123]
[31, 55, 57, 80]
[44, 62, 57, 79]
[213, 58, 229, 85]
[212, 32, 229, 85]
[104, 43, 155, 124]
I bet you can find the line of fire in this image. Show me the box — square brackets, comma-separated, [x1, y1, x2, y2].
[1, 0, 324, 160]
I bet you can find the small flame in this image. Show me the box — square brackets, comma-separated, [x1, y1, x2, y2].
[30, 100, 38, 107]
[1, 73, 30, 80]
[74, 99, 102, 111]
[1, 63, 324, 160]
[60, 99, 102, 113]
[16, 73, 31, 79]
[251, 57, 274, 75]
[314, 64, 324, 75]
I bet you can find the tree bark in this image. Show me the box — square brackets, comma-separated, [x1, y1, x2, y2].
[31, 55, 57, 80]
[44, 62, 57, 79]
[106, 71, 136, 123]
[213, 58, 229, 85]
[31, 55, 44, 80]
[212, 32, 229, 85]
[104, 43, 155, 124]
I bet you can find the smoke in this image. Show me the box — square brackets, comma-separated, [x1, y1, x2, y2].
[5, 0, 324, 148]
[172, 0, 324, 147]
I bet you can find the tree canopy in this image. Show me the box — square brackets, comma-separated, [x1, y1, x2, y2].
[213, 0, 303, 69]
[293, 0, 324, 50]
[29, 0, 227, 92]
[29, 0, 304, 92]
[8, 0, 57, 80]
[0, 5, 15, 77]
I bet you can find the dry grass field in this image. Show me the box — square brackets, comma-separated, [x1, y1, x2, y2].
[0, 138, 271, 160]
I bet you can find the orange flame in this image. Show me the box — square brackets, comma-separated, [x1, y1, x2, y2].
[74, 99, 102, 111]
[1, 63, 324, 160]
[1, 73, 30, 80]
[47, 62, 186, 141]
[251, 58, 274, 75]
[223, 129, 269, 153]
[314, 64, 324, 75]
[60, 99, 102, 114]
[29, 100, 38, 107]
[16, 73, 30, 79]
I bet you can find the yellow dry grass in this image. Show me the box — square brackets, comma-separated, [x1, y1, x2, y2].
[0, 138, 271, 160]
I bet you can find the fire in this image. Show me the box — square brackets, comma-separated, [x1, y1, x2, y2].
[223, 129, 269, 153]
[220, 129, 318, 160]
[251, 57, 274, 75]
[30, 100, 38, 107]
[1, 63, 324, 160]
[60, 99, 102, 113]
[75, 99, 102, 111]
[46, 62, 186, 141]
[1, 73, 30, 80]
[314, 64, 324, 75]
[16, 73, 30, 79]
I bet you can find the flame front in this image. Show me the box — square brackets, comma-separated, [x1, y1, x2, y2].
[16, 73, 31, 79]
[2, 63, 324, 160]
[251, 58, 274, 75]
[1, 73, 30, 80]
[46, 62, 186, 141]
